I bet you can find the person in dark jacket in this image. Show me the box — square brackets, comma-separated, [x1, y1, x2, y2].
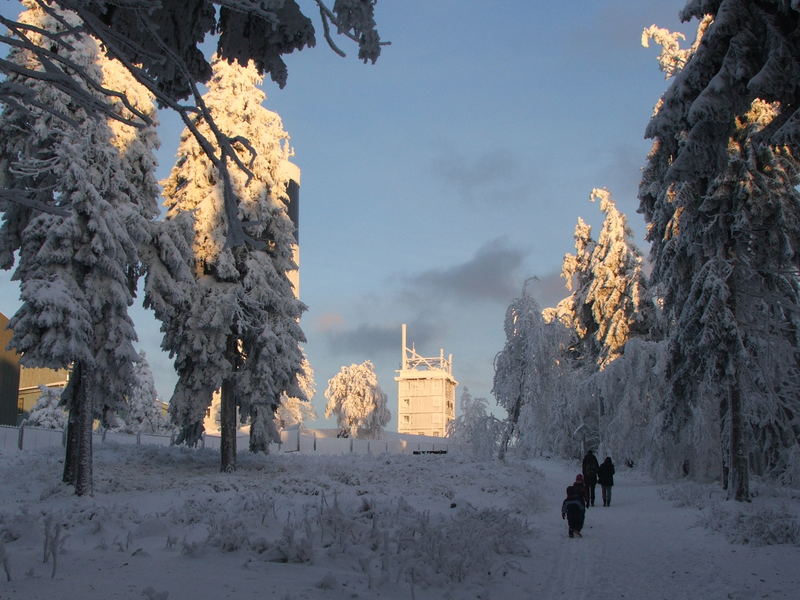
[597, 456, 615, 506]
[561, 485, 586, 538]
[582, 450, 600, 506]
[572, 473, 589, 509]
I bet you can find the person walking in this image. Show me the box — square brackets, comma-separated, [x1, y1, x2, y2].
[561, 485, 586, 538]
[572, 473, 589, 509]
[597, 456, 615, 506]
[582, 450, 600, 507]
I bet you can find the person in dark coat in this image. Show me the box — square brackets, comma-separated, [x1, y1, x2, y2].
[582, 450, 600, 506]
[597, 456, 615, 506]
[572, 473, 589, 509]
[561, 485, 586, 538]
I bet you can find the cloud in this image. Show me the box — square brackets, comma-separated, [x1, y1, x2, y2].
[523, 271, 568, 310]
[316, 312, 345, 332]
[406, 238, 527, 304]
[429, 146, 535, 205]
[322, 317, 442, 359]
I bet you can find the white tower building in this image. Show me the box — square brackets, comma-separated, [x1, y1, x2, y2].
[395, 324, 457, 437]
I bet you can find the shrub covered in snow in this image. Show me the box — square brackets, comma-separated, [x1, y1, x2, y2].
[658, 482, 724, 511]
[660, 481, 800, 546]
[26, 386, 67, 429]
[446, 387, 503, 459]
[704, 503, 800, 547]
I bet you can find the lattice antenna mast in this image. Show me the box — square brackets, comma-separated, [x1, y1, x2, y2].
[400, 324, 453, 374]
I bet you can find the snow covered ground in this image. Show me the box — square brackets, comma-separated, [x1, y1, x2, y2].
[1, 443, 798, 599]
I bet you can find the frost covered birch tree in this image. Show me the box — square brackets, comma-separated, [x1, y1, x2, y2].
[494, 283, 572, 459]
[640, 4, 800, 497]
[446, 387, 503, 459]
[161, 55, 305, 471]
[0, 1, 158, 495]
[324, 361, 389, 439]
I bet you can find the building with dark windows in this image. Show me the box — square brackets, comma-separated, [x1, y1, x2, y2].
[0, 312, 20, 425]
[0, 312, 69, 425]
[395, 324, 457, 437]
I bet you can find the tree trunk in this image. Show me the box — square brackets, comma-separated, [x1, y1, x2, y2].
[62, 362, 81, 486]
[75, 366, 94, 497]
[62, 406, 79, 486]
[220, 377, 237, 473]
[720, 396, 729, 491]
[498, 393, 522, 461]
[728, 383, 750, 501]
[726, 270, 749, 502]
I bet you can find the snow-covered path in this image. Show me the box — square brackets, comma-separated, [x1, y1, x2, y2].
[522, 458, 798, 600]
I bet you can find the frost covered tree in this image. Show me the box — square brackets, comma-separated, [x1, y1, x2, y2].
[161, 55, 305, 471]
[546, 189, 647, 369]
[0, 2, 158, 495]
[277, 355, 317, 429]
[560, 190, 649, 453]
[494, 282, 573, 459]
[640, 4, 800, 498]
[542, 189, 649, 460]
[582, 189, 647, 368]
[26, 386, 67, 429]
[588, 338, 669, 471]
[324, 361, 389, 439]
[0, 0, 385, 249]
[114, 352, 171, 435]
[544, 217, 597, 363]
[446, 387, 503, 459]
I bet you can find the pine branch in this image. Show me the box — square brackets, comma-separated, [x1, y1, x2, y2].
[0, 190, 69, 217]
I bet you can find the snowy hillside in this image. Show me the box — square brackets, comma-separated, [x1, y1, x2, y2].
[1, 444, 798, 599]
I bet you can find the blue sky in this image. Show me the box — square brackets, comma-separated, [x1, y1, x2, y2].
[0, 1, 692, 428]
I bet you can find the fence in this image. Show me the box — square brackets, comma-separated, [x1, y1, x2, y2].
[0, 423, 453, 456]
[0, 423, 175, 452]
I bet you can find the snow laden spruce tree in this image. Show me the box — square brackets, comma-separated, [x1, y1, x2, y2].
[0, 2, 159, 495]
[114, 352, 172, 435]
[546, 189, 647, 369]
[640, 3, 800, 498]
[161, 55, 305, 471]
[324, 361, 390, 439]
[493, 282, 571, 460]
[544, 189, 649, 455]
